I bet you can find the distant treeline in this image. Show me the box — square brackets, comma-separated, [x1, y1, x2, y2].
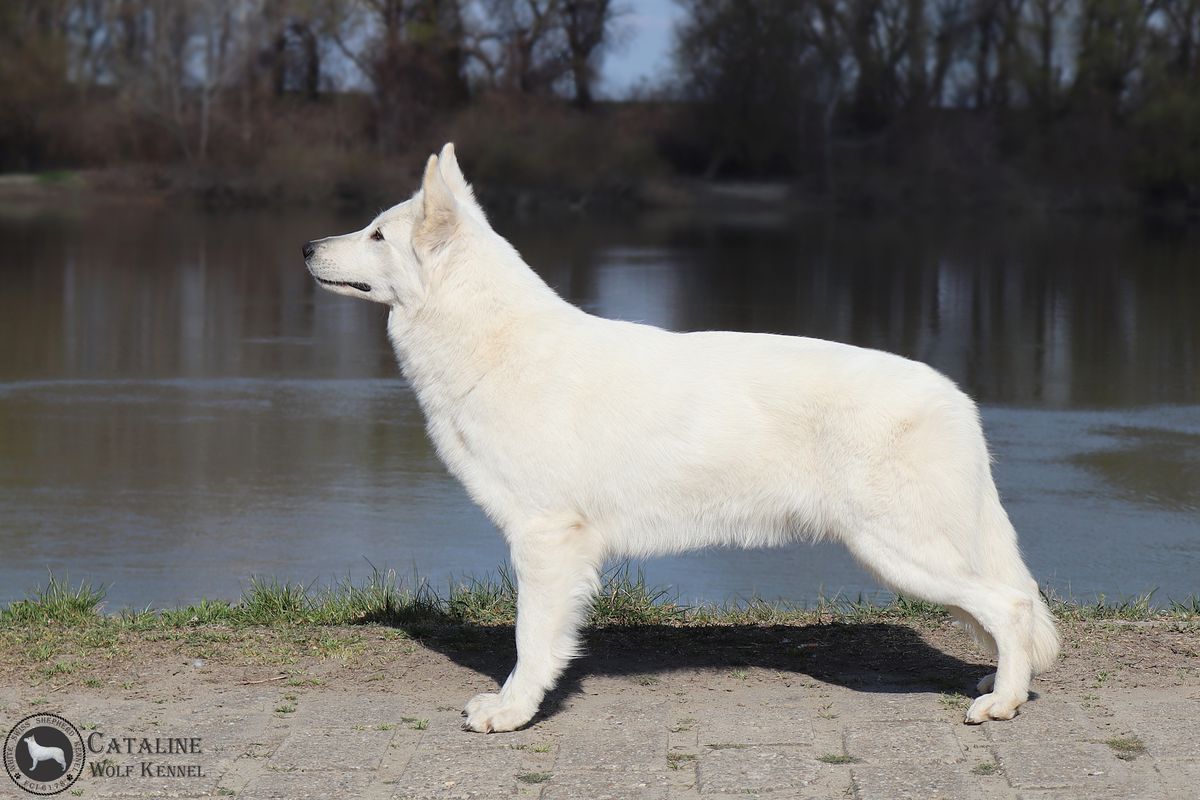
[2, 0, 1198, 211]
[672, 0, 1200, 210]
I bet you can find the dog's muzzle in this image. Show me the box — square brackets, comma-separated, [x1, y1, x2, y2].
[302, 240, 371, 293]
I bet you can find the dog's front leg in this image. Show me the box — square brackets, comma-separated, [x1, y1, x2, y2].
[462, 518, 602, 733]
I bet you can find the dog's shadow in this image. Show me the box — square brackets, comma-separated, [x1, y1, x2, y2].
[384, 618, 995, 723]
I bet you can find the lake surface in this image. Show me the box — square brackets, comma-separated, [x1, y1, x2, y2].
[0, 205, 1197, 610]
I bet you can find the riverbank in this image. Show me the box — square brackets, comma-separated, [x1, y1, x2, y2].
[2, 161, 1183, 220]
[2, 571, 1196, 684]
[0, 575, 1196, 798]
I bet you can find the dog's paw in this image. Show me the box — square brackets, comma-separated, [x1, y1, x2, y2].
[965, 692, 1021, 724]
[461, 692, 534, 733]
[463, 691, 498, 718]
[976, 672, 996, 694]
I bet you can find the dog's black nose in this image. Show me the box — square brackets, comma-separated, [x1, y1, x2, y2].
[302, 241, 315, 259]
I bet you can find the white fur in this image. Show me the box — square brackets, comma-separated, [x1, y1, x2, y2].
[23, 734, 67, 772]
[305, 143, 1059, 732]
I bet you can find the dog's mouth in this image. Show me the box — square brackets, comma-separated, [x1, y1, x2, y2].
[316, 277, 371, 293]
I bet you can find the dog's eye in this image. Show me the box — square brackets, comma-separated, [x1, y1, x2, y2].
[371, 229, 384, 242]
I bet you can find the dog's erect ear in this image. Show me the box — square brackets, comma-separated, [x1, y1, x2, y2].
[415, 153, 458, 255]
[436, 142, 486, 222]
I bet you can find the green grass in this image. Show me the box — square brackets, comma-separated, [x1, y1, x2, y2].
[971, 761, 999, 775]
[939, 692, 970, 711]
[1105, 735, 1147, 760]
[516, 771, 552, 784]
[36, 169, 77, 185]
[1, 568, 1196, 642]
[1046, 588, 1200, 621]
[817, 753, 859, 764]
[2, 574, 106, 626]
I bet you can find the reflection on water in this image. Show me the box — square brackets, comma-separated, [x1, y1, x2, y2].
[0, 207, 1197, 608]
[1073, 426, 1200, 514]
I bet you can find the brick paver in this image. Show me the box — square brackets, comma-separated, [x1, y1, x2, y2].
[0, 658, 1194, 798]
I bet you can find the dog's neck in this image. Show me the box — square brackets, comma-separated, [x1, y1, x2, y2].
[387, 236, 572, 415]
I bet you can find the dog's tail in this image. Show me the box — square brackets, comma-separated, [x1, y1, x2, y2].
[975, 485, 1060, 675]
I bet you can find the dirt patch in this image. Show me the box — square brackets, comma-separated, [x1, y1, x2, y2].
[1, 619, 1195, 704]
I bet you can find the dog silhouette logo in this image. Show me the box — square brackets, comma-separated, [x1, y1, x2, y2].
[23, 734, 67, 772]
[4, 713, 85, 795]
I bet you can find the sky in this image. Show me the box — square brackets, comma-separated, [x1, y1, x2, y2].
[597, 0, 683, 98]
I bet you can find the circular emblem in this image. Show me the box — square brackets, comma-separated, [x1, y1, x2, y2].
[4, 714, 85, 795]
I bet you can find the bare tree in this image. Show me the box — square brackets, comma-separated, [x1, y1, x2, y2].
[673, 0, 814, 175]
[1072, 0, 1155, 119]
[478, 0, 566, 94]
[1017, 0, 1069, 118]
[325, 0, 468, 150]
[1158, 0, 1200, 79]
[559, 0, 619, 107]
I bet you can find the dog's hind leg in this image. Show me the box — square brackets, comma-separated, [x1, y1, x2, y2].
[946, 605, 998, 693]
[462, 516, 603, 733]
[844, 525, 1037, 723]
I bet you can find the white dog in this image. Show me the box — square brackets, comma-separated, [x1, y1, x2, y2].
[23, 734, 67, 772]
[303, 144, 1059, 732]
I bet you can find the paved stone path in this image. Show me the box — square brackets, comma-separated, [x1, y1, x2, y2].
[2, 660, 1196, 799]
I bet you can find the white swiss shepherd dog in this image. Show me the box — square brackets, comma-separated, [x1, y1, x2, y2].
[23, 734, 67, 772]
[303, 144, 1059, 733]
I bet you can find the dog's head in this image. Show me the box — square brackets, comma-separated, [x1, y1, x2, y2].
[302, 142, 484, 307]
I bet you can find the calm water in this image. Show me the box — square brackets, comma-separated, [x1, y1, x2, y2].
[0, 206, 1197, 609]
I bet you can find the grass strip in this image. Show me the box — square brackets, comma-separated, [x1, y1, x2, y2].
[2, 567, 1197, 635]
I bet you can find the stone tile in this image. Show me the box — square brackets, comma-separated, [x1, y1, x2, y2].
[90, 776, 224, 799]
[418, 724, 539, 753]
[1017, 788, 1175, 800]
[851, 763, 983, 800]
[239, 769, 375, 799]
[984, 699, 1108, 745]
[269, 727, 395, 771]
[555, 707, 668, 771]
[1152, 759, 1200, 799]
[994, 742, 1134, 791]
[843, 720, 964, 763]
[695, 700, 815, 747]
[92, 794, 215, 800]
[389, 741, 523, 799]
[834, 691, 948, 721]
[293, 696, 422, 728]
[697, 746, 824, 795]
[1111, 701, 1200, 760]
[7, 656, 1198, 800]
[540, 770, 670, 800]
